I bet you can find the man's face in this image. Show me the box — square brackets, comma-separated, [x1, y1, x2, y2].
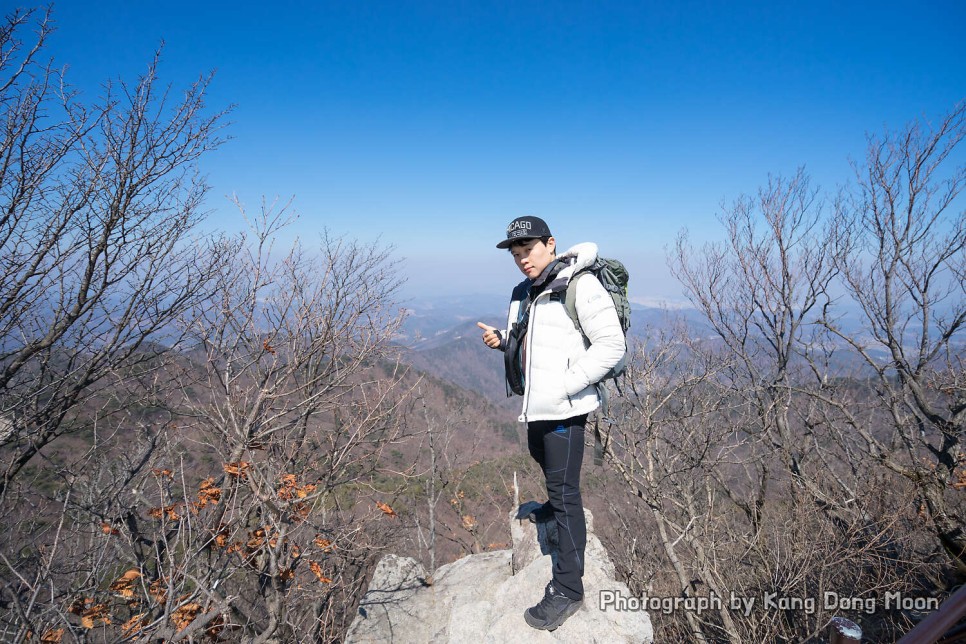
[510, 237, 556, 279]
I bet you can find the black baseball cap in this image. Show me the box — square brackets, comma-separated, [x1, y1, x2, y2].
[496, 216, 553, 249]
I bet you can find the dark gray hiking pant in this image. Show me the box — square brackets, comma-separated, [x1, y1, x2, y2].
[527, 414, 587, 601]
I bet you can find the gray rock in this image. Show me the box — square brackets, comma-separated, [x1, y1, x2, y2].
[346, 507, 653, 643]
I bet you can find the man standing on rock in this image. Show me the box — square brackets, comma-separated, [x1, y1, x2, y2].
[477, 215, 625, 631]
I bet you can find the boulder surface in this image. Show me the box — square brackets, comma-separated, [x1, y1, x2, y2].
[346, 506, 653, 643]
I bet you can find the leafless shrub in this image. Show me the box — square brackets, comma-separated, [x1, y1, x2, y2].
[822, 101, 966, 569]
[599, 323, 942, 643]
[0, 10, 417, 641]
[0, 7, 231, 641]
[599, 105, 964, 640]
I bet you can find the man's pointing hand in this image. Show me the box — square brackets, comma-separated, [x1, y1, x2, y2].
[477, 322, 502, 349]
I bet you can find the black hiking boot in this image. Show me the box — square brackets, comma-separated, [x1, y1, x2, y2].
[524, 581, 582, 631]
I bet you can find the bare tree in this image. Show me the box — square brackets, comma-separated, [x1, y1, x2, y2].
[822, 102, 966, 568]
[0, 10, 419, 641]
[407, 389, 521, 576]
[409, 395, 461, 577]
[0, 8, 231, 641]
[120, 202, 413, 642]
[671, 169, 845, 508]
[0, 200, 417, 642]
[597, 146, 957, 641]
[0, 6, 230, 498]
[600, 320, 745, 643]
[600, 317, 934, 642]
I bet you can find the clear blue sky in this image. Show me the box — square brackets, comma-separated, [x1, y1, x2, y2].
[38, 1, 966, 302]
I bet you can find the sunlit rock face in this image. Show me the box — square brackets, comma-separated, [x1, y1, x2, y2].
[346, 507, 653, 643]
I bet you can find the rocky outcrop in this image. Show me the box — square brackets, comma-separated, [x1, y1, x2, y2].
[346, 505, 653, 643]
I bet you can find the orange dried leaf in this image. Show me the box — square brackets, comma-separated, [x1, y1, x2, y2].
[223, 461, 251, 478]
[171, 602, 202, 631]
[80, 603, 111, 628]
[247, 527, 267, 549]
[462, 515, 477, 530]
[376, 501, 397, 518]
[40, 628, 65, 642]
[278, 568, 294, 582]
[197, 478, 221, 508]
[309, 560, 333, 583]
[120, 613, 148, 636]
[292, 502, 310, 521]
[148, 504, 182, 521]
[148, 579, 168, 605]
[314, 537, 334, 551]
[296, 483, 317, 499]
[67, 597, 91, 615]
[277, 474, 299, 500]
[262, 339, 276, 355]
[101, 522, 120, 536]
[109, 569, 142, 598]
[151, 468, 173, 479]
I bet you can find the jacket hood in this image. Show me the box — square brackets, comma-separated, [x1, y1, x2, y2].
[556, 242, 599, 277]
[534, 242, 598, 296]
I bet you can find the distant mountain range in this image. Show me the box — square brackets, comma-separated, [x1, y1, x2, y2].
[394, 293, 963, 407]
[396, 295, 714, 351]
[395, 296, 719, 407]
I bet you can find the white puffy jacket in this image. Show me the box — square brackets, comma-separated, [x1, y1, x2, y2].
[502, 243, 625, 423]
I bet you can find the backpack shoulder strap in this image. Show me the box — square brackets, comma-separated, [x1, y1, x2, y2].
[562, 270, 592, 335]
